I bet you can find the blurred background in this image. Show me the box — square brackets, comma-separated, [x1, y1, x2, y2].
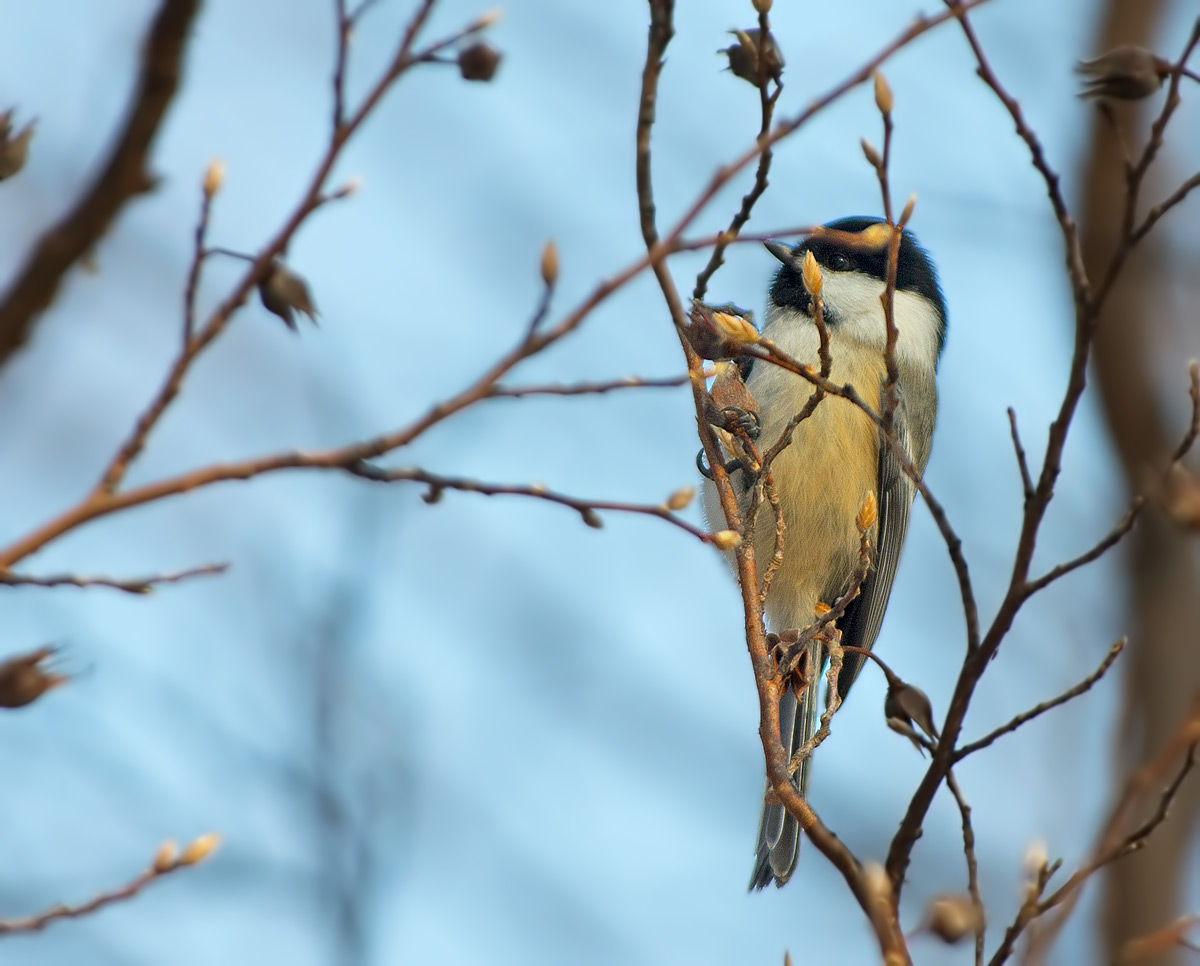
[0, 0, 1197, 963]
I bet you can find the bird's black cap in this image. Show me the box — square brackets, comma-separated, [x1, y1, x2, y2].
[766, 216, 947, 354]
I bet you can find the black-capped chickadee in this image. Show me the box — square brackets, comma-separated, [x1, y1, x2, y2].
[701, 216, 947, 889]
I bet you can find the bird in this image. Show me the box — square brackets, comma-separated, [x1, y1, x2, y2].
[700, 216, 947, 889]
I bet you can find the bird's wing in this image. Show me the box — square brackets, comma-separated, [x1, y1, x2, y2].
[835, 384, 918, 701]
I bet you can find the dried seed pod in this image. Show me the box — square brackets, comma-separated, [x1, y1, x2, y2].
[925, 894, 983, 945]
[719, 28, 784, 87]
[259, 261, 319, 331]
[0, 116, 35, 181]
[0, 645, 66, 709]
[884, 679, 939, 753]
[1076, 45, 1170, 100]
[458, 42, 502, 82]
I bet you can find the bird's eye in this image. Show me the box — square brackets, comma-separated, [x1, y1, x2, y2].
[828, 253, 851, 271]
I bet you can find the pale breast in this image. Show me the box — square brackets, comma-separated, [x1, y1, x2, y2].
[744, 339, 883, 634]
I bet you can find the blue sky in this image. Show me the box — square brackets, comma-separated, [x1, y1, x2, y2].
[0, 1, 1197, 964]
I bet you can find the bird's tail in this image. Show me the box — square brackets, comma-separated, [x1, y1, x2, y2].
[749, 639, 822, 890]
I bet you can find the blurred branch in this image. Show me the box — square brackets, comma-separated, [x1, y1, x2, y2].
[1024, 697, 1200, 962]
[0, 835, 218, 936]
[0, 562, 227, 594]
[0, 0, 199, 370]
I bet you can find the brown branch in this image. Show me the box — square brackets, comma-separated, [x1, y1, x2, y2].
[0, 0, 200, 370]
[955, 640, 1125, 762]
[344, 462, 713, 541]
[0, 563, 227, 595]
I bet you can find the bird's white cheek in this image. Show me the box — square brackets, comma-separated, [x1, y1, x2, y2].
[819, 272, 942, 371]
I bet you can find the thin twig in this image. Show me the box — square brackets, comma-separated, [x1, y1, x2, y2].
[1007, 408, 1034, 501]
[1023, 503, 1142, 597]
[946, 769, 986, 966]
[955, 640, 1125, 761]
[181, 175, 216, 346]
[0, 563, 228, 595]
[344, 462, 714, 542]
[487, 373, 691, 399]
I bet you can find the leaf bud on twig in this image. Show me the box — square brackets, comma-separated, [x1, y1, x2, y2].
[202, 159, 225, 198]
[801, 250, 823, 298]
[666, 486, 695, 511]
[711, 530, 742, 551]
[872, 71, 894, 115]
[153, 841, 180, 873]
[540, 240, 559, 287]
[180, 832, 221, 866]
[860, 138, 882, 170]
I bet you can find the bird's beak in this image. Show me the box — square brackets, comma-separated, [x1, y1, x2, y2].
[763, 240, 796, 267]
